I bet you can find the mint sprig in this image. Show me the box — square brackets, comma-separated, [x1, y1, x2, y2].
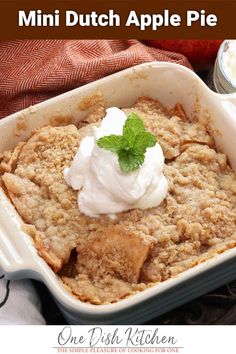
[97, 112, 157, 172]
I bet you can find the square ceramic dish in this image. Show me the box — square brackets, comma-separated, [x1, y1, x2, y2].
[1, 62, 236, 324]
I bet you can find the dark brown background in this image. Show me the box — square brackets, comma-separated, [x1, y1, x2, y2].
[0, 0, 235, 39]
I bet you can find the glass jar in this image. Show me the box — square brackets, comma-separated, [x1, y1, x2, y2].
[213, 40, 236, 94]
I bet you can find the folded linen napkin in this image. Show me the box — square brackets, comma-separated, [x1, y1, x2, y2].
[0, 39, 191, 119]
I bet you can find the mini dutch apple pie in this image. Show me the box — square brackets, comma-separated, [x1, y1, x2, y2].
[1, 97, 236, 305]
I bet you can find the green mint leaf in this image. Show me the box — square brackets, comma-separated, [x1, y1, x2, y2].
[134, 132, 157, 155]
[122, 128, 136, 148]
[123, 112, 145, 138]
[97, 134, 124, 153]
[96, 112, 157, 173]
[122, 113, 146, 148]
[118, 149, 145, 172]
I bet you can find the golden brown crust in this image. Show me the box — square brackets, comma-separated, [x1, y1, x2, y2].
[123, 97, 213, 160]
[0, 142, 25, 174]
[76, 226, 150, 284]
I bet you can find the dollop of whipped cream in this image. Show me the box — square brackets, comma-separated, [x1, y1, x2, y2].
[222, 40, 236, 87]
[64, 107, 168, 217]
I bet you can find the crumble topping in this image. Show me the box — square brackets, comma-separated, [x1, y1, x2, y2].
[1, 97, 236, 305]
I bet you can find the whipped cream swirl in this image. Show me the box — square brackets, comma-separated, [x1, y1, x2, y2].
[64, 107, 168, 217]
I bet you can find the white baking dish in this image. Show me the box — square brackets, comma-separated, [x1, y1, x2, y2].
[1, 62, 236, 325]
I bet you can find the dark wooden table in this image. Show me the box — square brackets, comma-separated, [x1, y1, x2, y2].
[34, 68, 236, 325]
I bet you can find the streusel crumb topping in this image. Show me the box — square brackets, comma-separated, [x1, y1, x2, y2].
[1, 97, 236, 304]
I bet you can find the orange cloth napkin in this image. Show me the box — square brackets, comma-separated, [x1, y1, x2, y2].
[0, 40, 191, 119]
